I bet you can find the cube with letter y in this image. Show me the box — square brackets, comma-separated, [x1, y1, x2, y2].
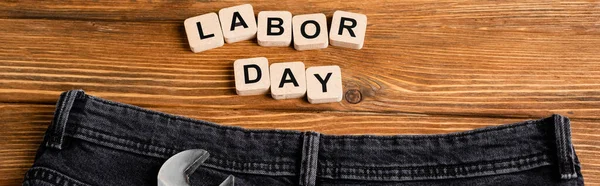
[329, 11, 367, 49]
[306, 66, 343, 104]
[219, 4, 258, 44]
[184, 13, 225, 53]
[234, 57, 271, 96]
[270, 62, 307, 100]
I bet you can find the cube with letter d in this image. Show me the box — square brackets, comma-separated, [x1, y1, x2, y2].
[234, 57, 271, 96]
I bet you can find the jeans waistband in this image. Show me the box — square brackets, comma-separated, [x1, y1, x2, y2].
[44, 90, 579, 182]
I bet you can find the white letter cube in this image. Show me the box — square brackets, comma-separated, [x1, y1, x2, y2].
[270, 62, 307, 99]
[234, 57, 271, 96]
[306, 66, 343, 104]
[257, 11, 292, 47]
[329, 11, 367, 49]
[292, 13, 328, 51]
[184, 13, 224, 53]
[219, 4, 258, 44]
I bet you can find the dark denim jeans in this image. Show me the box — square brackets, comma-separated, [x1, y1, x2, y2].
[23, 90, 584, 185]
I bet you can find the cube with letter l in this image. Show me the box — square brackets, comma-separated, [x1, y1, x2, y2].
[184, 13, 225, 53]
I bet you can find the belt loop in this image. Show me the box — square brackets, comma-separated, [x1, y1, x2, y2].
[553, 114, 578, 179]
[45, 89, 85, 150]
[299, 131, 320, 186]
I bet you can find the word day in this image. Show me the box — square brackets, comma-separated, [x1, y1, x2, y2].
[184, 4, 367, 53]
[234, 57, 342, 104]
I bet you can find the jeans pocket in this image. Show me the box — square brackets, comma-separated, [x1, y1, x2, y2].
[23, 167, 92, 186]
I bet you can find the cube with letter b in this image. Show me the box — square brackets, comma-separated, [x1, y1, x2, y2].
[306, 66, 343, 104]
[329, 11, 367, 49]
[292, 13, 329, 51]
[234, 57, 271, 96]
[184, 13, 225, 53]
[257, 11, 292, 47]
[219, 4, 258, 44]
[270, 62, 307, 99]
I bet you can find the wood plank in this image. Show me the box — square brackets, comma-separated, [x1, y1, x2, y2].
[1, 104, 599, 185]
[0, 18, 599, 119]
[0, 1, 598, 26]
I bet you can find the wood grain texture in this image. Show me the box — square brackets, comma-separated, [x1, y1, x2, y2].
[1, 0, 599, 185]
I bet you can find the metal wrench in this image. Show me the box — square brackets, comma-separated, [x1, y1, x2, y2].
[158, 149, 234, 186]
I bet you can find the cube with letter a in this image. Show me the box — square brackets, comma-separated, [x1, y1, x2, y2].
[219, 4, 258, 44]
[270, 62, 307, 99]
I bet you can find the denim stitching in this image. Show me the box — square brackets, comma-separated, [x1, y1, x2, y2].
[77, 125, 176, 155]
[555, 115, 577, 179]
[74, 128, 176, 157]
[319, 151, 547, 169]
[299, 132, 319, 186]
[75, 125, 297, 165]
[318, 153, 550, 181]
[307, 133, 320, 186]
[321, 152, 546, 172]
[557, 116, 568, 175]
[321, 120, 541, 142]
[23, 179, 52, 186]
[299, 135, 310, 186]
[46, 91, 68, 149]
[322, 158, 549, 180]
[76, 126, 297, 167]
[326, 154, 545, 177]
[86, 95, 301, 136]
[24, 166, 92, 186]
[56, 90, 80, 149]
[70, 126, 297, 175]
[207, 158, 296, 176]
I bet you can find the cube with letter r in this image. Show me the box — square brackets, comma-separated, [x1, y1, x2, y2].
[329, 10, 367, 49]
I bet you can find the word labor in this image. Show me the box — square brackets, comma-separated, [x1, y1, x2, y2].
[184, 4, 367, 53]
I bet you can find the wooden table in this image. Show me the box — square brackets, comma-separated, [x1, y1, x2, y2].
[1, 1, 599, 185]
